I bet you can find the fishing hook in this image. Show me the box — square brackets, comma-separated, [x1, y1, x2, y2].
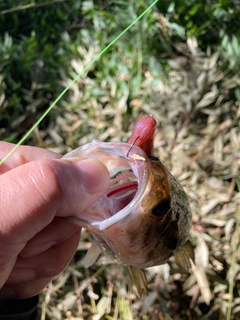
[126, 136, 139, 157]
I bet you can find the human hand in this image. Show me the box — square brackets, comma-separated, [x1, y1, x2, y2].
[0, 142, 109, 299]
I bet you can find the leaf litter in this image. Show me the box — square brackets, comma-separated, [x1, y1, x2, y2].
[7, 35, 239, 319]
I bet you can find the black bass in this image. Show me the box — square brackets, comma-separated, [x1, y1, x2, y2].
[64, 116, 192, 293]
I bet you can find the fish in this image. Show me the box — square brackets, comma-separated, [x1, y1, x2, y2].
[63, 115, 193, 294]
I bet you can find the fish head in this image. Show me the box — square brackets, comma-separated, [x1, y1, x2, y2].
[64, 139, 191, 268]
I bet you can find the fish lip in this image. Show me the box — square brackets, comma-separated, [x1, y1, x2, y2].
[63, 140, 150, 230]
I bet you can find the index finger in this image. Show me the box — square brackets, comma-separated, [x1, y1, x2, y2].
[0, 141, 61, 174]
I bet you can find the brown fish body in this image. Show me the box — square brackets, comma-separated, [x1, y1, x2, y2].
[64, 115, 192, 269]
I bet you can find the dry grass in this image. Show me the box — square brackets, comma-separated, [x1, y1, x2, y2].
[6, 35, 239, 319]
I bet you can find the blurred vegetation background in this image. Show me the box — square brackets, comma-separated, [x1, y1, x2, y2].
[0, 1, 240, 319]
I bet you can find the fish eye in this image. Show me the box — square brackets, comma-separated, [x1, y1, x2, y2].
[152, 199, 171, 216]
[148, 155, 159, 161]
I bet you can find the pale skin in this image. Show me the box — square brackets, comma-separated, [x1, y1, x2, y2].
[0, 142, 110, 300]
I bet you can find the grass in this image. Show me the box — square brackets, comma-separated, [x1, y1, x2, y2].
[33, 38, 239, 320]
[0, 0, 158, 164]
[1, 1, 240, 319]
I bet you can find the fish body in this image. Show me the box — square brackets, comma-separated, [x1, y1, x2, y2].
[64, 116, 192, 269]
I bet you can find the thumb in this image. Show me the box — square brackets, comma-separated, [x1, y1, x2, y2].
[0, 158, 109, 243]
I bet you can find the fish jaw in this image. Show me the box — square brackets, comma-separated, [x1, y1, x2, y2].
[63, 140, 150, 230]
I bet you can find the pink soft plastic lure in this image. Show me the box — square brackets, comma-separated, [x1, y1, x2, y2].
[64, 115, 192, 274]
[127, 115, 156, 156]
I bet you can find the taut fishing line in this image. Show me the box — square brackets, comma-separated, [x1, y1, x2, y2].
[0, 0, 158, 165]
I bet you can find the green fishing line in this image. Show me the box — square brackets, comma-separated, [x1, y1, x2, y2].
[0, 0, 158, 165]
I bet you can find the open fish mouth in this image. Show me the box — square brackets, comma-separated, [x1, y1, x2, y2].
[107, 169, 138, 210]
[63, 140, 150, 230]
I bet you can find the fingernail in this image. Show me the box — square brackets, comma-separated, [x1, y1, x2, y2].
[75, 159, 109, 194]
